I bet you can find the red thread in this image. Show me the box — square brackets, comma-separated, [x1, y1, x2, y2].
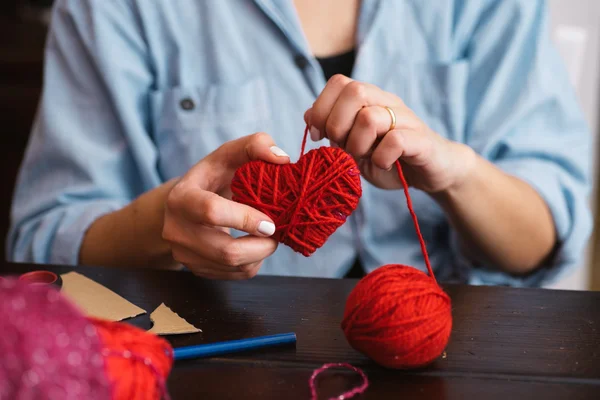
[231, 126, 362, 256]
[395, 159, 436, 283]
[309, 363, 369, 400]
[341, 159, 452, 369]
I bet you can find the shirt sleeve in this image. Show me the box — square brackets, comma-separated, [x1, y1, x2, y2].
[450, 0, 593, 287]
[6, 0, 160, 265]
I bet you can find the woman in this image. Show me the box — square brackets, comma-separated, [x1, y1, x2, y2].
[7, 0, 592, 286]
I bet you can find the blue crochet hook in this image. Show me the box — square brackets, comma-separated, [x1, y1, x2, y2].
[173, 332, 297, 360]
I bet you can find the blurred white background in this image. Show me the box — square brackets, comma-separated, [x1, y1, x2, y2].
[547, 0, 600, 290]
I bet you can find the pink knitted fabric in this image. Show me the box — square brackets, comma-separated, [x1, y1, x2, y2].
[0, 277, 111, 400]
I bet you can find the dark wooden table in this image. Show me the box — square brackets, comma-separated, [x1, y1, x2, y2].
[2, 262, 600, 399]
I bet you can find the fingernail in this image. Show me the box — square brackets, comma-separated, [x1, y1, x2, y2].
[309, 126, 321, 141]
[258, 221, 276, 236]
[270, 146, 289, 158]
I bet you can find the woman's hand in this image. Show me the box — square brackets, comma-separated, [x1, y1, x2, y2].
[304, 74, 475, 193]
[162, 133, 290, 279]
[304, 75, 557, 275]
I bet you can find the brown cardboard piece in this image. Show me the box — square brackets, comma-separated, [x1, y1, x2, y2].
[148, 303, 202, 335]
[60, 271, 146, 321]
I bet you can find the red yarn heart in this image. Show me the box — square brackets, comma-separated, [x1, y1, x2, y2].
[231, 146, 362, 256]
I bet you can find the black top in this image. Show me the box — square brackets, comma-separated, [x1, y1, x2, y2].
[316, 49, 356, 81]
[315, 49, 363, 278]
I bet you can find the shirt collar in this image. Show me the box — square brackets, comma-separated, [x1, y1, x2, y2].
[252, 0, 384, 94]
[252, 0, 383, 56]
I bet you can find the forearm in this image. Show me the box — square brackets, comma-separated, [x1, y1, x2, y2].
[79, 178, 180, 269]
[432, 145, 556, 275]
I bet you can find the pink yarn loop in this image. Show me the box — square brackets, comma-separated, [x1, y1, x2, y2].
[309, 363, 369, 400]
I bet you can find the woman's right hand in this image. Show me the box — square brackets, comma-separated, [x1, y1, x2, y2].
[162, 133, 290, 279]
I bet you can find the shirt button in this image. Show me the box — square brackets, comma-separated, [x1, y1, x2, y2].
[180, 98, 195, 111]
[294, 54, 309, 69]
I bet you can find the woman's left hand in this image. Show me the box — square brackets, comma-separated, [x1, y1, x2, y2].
[304, 74, 475, 194]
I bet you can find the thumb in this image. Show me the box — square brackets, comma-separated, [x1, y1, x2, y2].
[192, 132, 291, 192]
[207, 132, 290, 170]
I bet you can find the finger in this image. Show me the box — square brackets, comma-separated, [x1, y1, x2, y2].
[171, 243, 264, 277]
[171, 188, 276, 236]
[166, 221, 278, 267]
[370, 129, 433, 170]
[202, 132, 290, 174]
[325, 82, 398, 146]
[303, 108, 311, 126]
[308, 74, 353, 142]
[345, 106, 392, 158]
[189, 133, 290, 193]
[215, 226, 230, 234]
[187, 261, 263, 280]
[345, 106, 418, 157]
[171, 243, 240, 273]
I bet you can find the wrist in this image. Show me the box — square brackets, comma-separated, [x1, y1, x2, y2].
[431, 143, 478, 205]
[129, 178, 181, 265]
[79, 178, 181, 268]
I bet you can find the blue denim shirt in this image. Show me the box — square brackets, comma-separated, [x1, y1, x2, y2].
[7, 0, 592, 286]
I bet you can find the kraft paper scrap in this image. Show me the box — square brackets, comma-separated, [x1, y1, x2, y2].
[60, 271, 146, 321]
[149, 303, 202, 335]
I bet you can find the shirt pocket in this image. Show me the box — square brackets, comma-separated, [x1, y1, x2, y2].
[389, 59, 470, 142]
[149, 76, 271, 179]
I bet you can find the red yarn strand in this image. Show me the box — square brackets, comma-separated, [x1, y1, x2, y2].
[393, 159, 437, 284]
[301, 125, 310, 156]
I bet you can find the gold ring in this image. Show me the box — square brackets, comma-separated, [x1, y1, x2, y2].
[384, 106, 396, 132]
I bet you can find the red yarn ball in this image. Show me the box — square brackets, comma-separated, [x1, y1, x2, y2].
[0, 278, 111, 399]
[341, 264, 452, 369]
[0, 277, 174, 400]
[93, 318, 173, 400]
